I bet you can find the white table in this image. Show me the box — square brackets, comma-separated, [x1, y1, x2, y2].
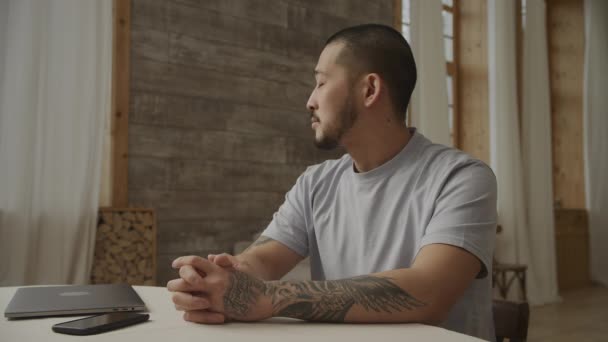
[1, 286, 484, 341]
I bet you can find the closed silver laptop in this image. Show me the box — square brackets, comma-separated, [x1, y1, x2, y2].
[4, 284, 146, 318]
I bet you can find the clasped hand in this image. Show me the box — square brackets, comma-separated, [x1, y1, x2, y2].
[167, 254, 272, 324]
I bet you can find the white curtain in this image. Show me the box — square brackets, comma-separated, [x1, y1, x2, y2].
[520, 0, 560, 304]
[584, 0, 608, 287]
[409, 0, 451, 146]
[488, 0, 547, 305]
[0, 0, 112, 285]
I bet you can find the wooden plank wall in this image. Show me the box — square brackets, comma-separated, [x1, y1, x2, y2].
[547, 0, 586, 209]
[128, 0, 394, 284]
[547, 0, 589, 291]
[111, 0, 131, 207]
[457, 0, 489, 164]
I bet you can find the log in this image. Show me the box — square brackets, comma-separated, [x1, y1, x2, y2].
[91, 208, 157, 285]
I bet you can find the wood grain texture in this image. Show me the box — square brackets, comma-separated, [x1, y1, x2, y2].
[130, 92, 311, 139]
[131, 58, 311, 110]
[283, 0, 392, 25]
[129, 190, 285, 222]
[158, 219, 270, 255]
[172, 0, 289, 28]
[554, 209, 590, 291]
[393, 0, 402, 31]
[457, 0, 489, 163]
[452, 0, 461, 148]
[547, 0, 586, 209]
[111, 0, 131, 207]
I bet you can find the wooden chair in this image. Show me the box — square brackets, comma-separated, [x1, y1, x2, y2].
[492, 224, 528, 301]
[492, 262, 528, 300]
[493, 299, 530, 342]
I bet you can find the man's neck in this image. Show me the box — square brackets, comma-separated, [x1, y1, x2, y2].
[346, 124, 412, 173]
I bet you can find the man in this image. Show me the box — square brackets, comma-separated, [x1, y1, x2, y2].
[167, 24, 497, 341]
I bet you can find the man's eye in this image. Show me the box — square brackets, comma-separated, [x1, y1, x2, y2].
[317, 83, 325, 88]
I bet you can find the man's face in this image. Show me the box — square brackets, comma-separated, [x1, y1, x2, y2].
[307, 42, 359, 150]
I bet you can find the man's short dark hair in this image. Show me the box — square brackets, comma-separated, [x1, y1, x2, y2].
[325, 24, 417, 122]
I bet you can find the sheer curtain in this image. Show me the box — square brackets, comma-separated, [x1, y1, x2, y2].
[584, 0, 608, 287]
[520, 0, 560, 304]
[488, 0, 540, 305]
[0, 0, 112, 285]
[409, 0, 450, 146]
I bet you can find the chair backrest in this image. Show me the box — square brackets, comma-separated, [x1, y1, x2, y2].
[493, 299, 530, 342]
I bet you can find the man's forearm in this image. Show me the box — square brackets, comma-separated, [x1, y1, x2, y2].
[264, 273, 434, 323]
[235, 236, 279, 280]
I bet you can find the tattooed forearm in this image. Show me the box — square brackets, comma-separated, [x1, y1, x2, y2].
[223, 271, 268, 318]
[266, 276, 427, 322]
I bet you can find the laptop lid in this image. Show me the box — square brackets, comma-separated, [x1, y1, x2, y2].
[4, 284, 146, 318]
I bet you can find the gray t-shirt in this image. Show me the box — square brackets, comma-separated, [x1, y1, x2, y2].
[262, 129, 497, 341]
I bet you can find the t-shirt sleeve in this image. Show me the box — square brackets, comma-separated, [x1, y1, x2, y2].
[418, 161, 497, 279]
[261, 170, 311, 258]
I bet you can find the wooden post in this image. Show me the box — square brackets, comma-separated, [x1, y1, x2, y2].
[456, 0, 490, 164]
[516, 0, 523, 134]
[546, 0, 586, 209]
[452, 0, 461, 148]
[111, 0, 131, 207]
[394, 0, 402, 32]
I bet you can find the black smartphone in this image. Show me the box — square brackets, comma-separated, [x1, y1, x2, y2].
[52, 312, 149, 335]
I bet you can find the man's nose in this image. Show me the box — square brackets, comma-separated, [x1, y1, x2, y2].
[306, 91, 317, 112]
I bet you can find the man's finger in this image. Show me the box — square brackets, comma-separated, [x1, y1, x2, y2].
[167, 278, 199, 293]
[173, 255, 216, 274]
[171, 291, 211, 311]
[184, 310, 226, 324]
[179, 265, 206, 287]
[214, 253, 238, 268]
[208, 254, 217, 263]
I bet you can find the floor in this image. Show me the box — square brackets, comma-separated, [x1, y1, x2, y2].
[527, 285, 608, 342]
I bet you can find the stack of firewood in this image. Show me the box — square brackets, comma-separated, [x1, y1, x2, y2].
[90, 208, 156, 285]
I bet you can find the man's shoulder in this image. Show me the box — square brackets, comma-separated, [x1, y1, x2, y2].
[406, 136, 496, 196]
[415, 138, 493, 179]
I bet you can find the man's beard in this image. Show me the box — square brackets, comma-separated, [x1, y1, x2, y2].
[313, 95, 358, 150]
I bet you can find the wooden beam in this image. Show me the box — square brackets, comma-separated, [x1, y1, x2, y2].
[452, 0, 460, 148]
[516, 0, 523, 134]
[395, 0, 411, 125]
[111, 0, 131, 207]
[457, 0, 489, 163]
[546, 0, 586, 209]
[394, 0, 402, 32]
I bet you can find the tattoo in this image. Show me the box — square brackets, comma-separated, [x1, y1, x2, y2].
[267, 276, 427, 322]
[243, 236, 275, 253]
[223, 270, 267, 318]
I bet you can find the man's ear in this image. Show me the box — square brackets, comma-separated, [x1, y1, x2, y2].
[362, 73, 382, 108]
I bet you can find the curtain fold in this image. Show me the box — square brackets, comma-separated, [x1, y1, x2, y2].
[521, 0, 560, 305]
[488, 0, 542, 304]
[584, 0, 608, 287]
[409, 0, 450, 146]
[0, 0, 112, 285]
